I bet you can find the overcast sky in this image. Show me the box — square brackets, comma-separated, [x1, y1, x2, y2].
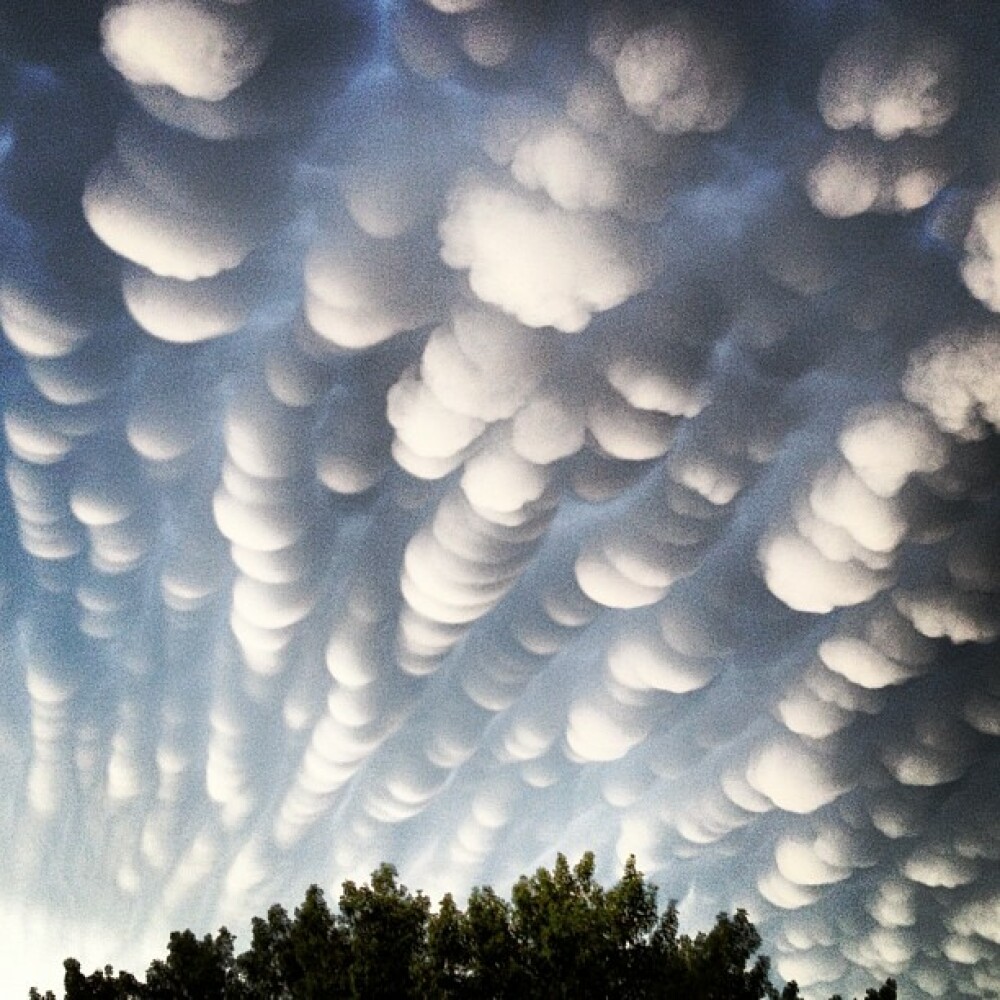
[1, 0, 998, 996]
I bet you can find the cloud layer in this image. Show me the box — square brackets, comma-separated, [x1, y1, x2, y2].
[0, 1, 998, 997]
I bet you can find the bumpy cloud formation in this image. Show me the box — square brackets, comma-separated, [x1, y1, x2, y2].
[439, 178, 657, 332]
[818, 19, 960, 140]
[101, 0, 273, 102]
[592, 9, 743, 134]
[0, 2, 999, 999]
[962, 187, 1000, 312]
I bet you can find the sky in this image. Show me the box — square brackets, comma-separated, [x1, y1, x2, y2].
[0, 0, 998, 996]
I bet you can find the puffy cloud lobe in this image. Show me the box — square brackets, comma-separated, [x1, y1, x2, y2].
[511, 392, 585, 464]
[565, 692, 650, 763]
[83, 117, 280, 280]
[461, 441, 550, 517]
[949, 894, 1000, 945]
[775, 948, 847, 989]
[903, 845, 978, 888]
[576, 514, 707, 612]
[961, 186, 1000, 312]
[116, 1, 370, 141]
[893, 587, 1000, 645]
[25, 342, 121, 408]
[595, 11, 742, 135]
[807, 461, 908, 554]
[881, 710, 978, 787]
[305, 223, 450, 350]
[484, 104, 626, 214]
[387, 364, 485, 473]
[746, 738, 849, 814]
[818, 22, 959, 140]
[868, 878, 916, 928]
[422, 0, 489, 13]
[0, 284, 95, 360]
[806, 136, 953, 218]
[439, 179, 657, 332]
[421, 307, 549, 422]
[818, 637, 917, 690]
[775, 833, 851, 887]
[394, 0, 528, 75]
[509, 125, 621, 213]
[122, 265, 260, 343]
[101, 0, 273, 102]
[315, 387, 391, 496]
[903, 325, 1000, 440]
[607, 354, 705, 420]
[758, 869, 821, 910]
[126, 362, 216, 464]
[398, 487, 551, 672]
[759, 532, 892, 614]
[838, 403, 949, 497]
[575, 468, 718, 610]
[776, 682, 854, 740]
[606, 629, 715, 695]
[586, 384, 678, 462]
[336, 77, 468, 239]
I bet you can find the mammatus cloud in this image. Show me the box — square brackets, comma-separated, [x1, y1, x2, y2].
[101, 0, 274, 103]
[591, 8, 743, 135]
[439, 178, 659, 332]
[0, 1, 998, 998]
[818, 19, 959, 141]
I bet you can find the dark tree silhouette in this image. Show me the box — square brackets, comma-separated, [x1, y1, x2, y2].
[339, 863, 430, 999]
[32, 854, 902, 1000]
[145, 928, 235, 1000]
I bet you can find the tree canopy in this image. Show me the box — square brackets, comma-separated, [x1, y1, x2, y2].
[32, 853, 898, 1000]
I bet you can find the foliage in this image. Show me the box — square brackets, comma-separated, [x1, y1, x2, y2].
[31, 855, 901, 1000]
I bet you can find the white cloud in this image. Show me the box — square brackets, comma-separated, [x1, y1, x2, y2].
[759, 532, 892, 614]
[962, 187, 1000, 311]
[839, 403, 949, 497]
[818, 22, 959, 140]
[746, 738, 848, 814]
[598, 12, 742, 134]
[3, 4, 1000, 997]
[806, 137, 951, 218]
[83, 119, 274, 280]
[0, 285, 93, 359]
[122, 266, 256, 343]
[101, 0, 272, 102]
[439, 179, 657, 332]
[903, 325, 1000, 440]
[305, 225, 449, 350]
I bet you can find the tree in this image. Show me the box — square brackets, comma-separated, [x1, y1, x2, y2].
[864, 980, 897, 1000]
[289, 885, 351, 999]
[62, 961, 87, 1000]
[604, 854, 662, 995]
[33, 855, 907, 1000]
[234, 904, 294, 1000]
[339, 863, 430, 999]
[424, 893, 470, 998]
[675, 909, 774, 1000]
[461, 885, 523, 999]
[61, 959, 144, 1000]
[144, 928, 235, 1000]
[510, 851, 606, 998]
[233, 886, 351, 999]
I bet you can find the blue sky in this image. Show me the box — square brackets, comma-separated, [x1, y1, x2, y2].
[1, 1, 998, 996]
